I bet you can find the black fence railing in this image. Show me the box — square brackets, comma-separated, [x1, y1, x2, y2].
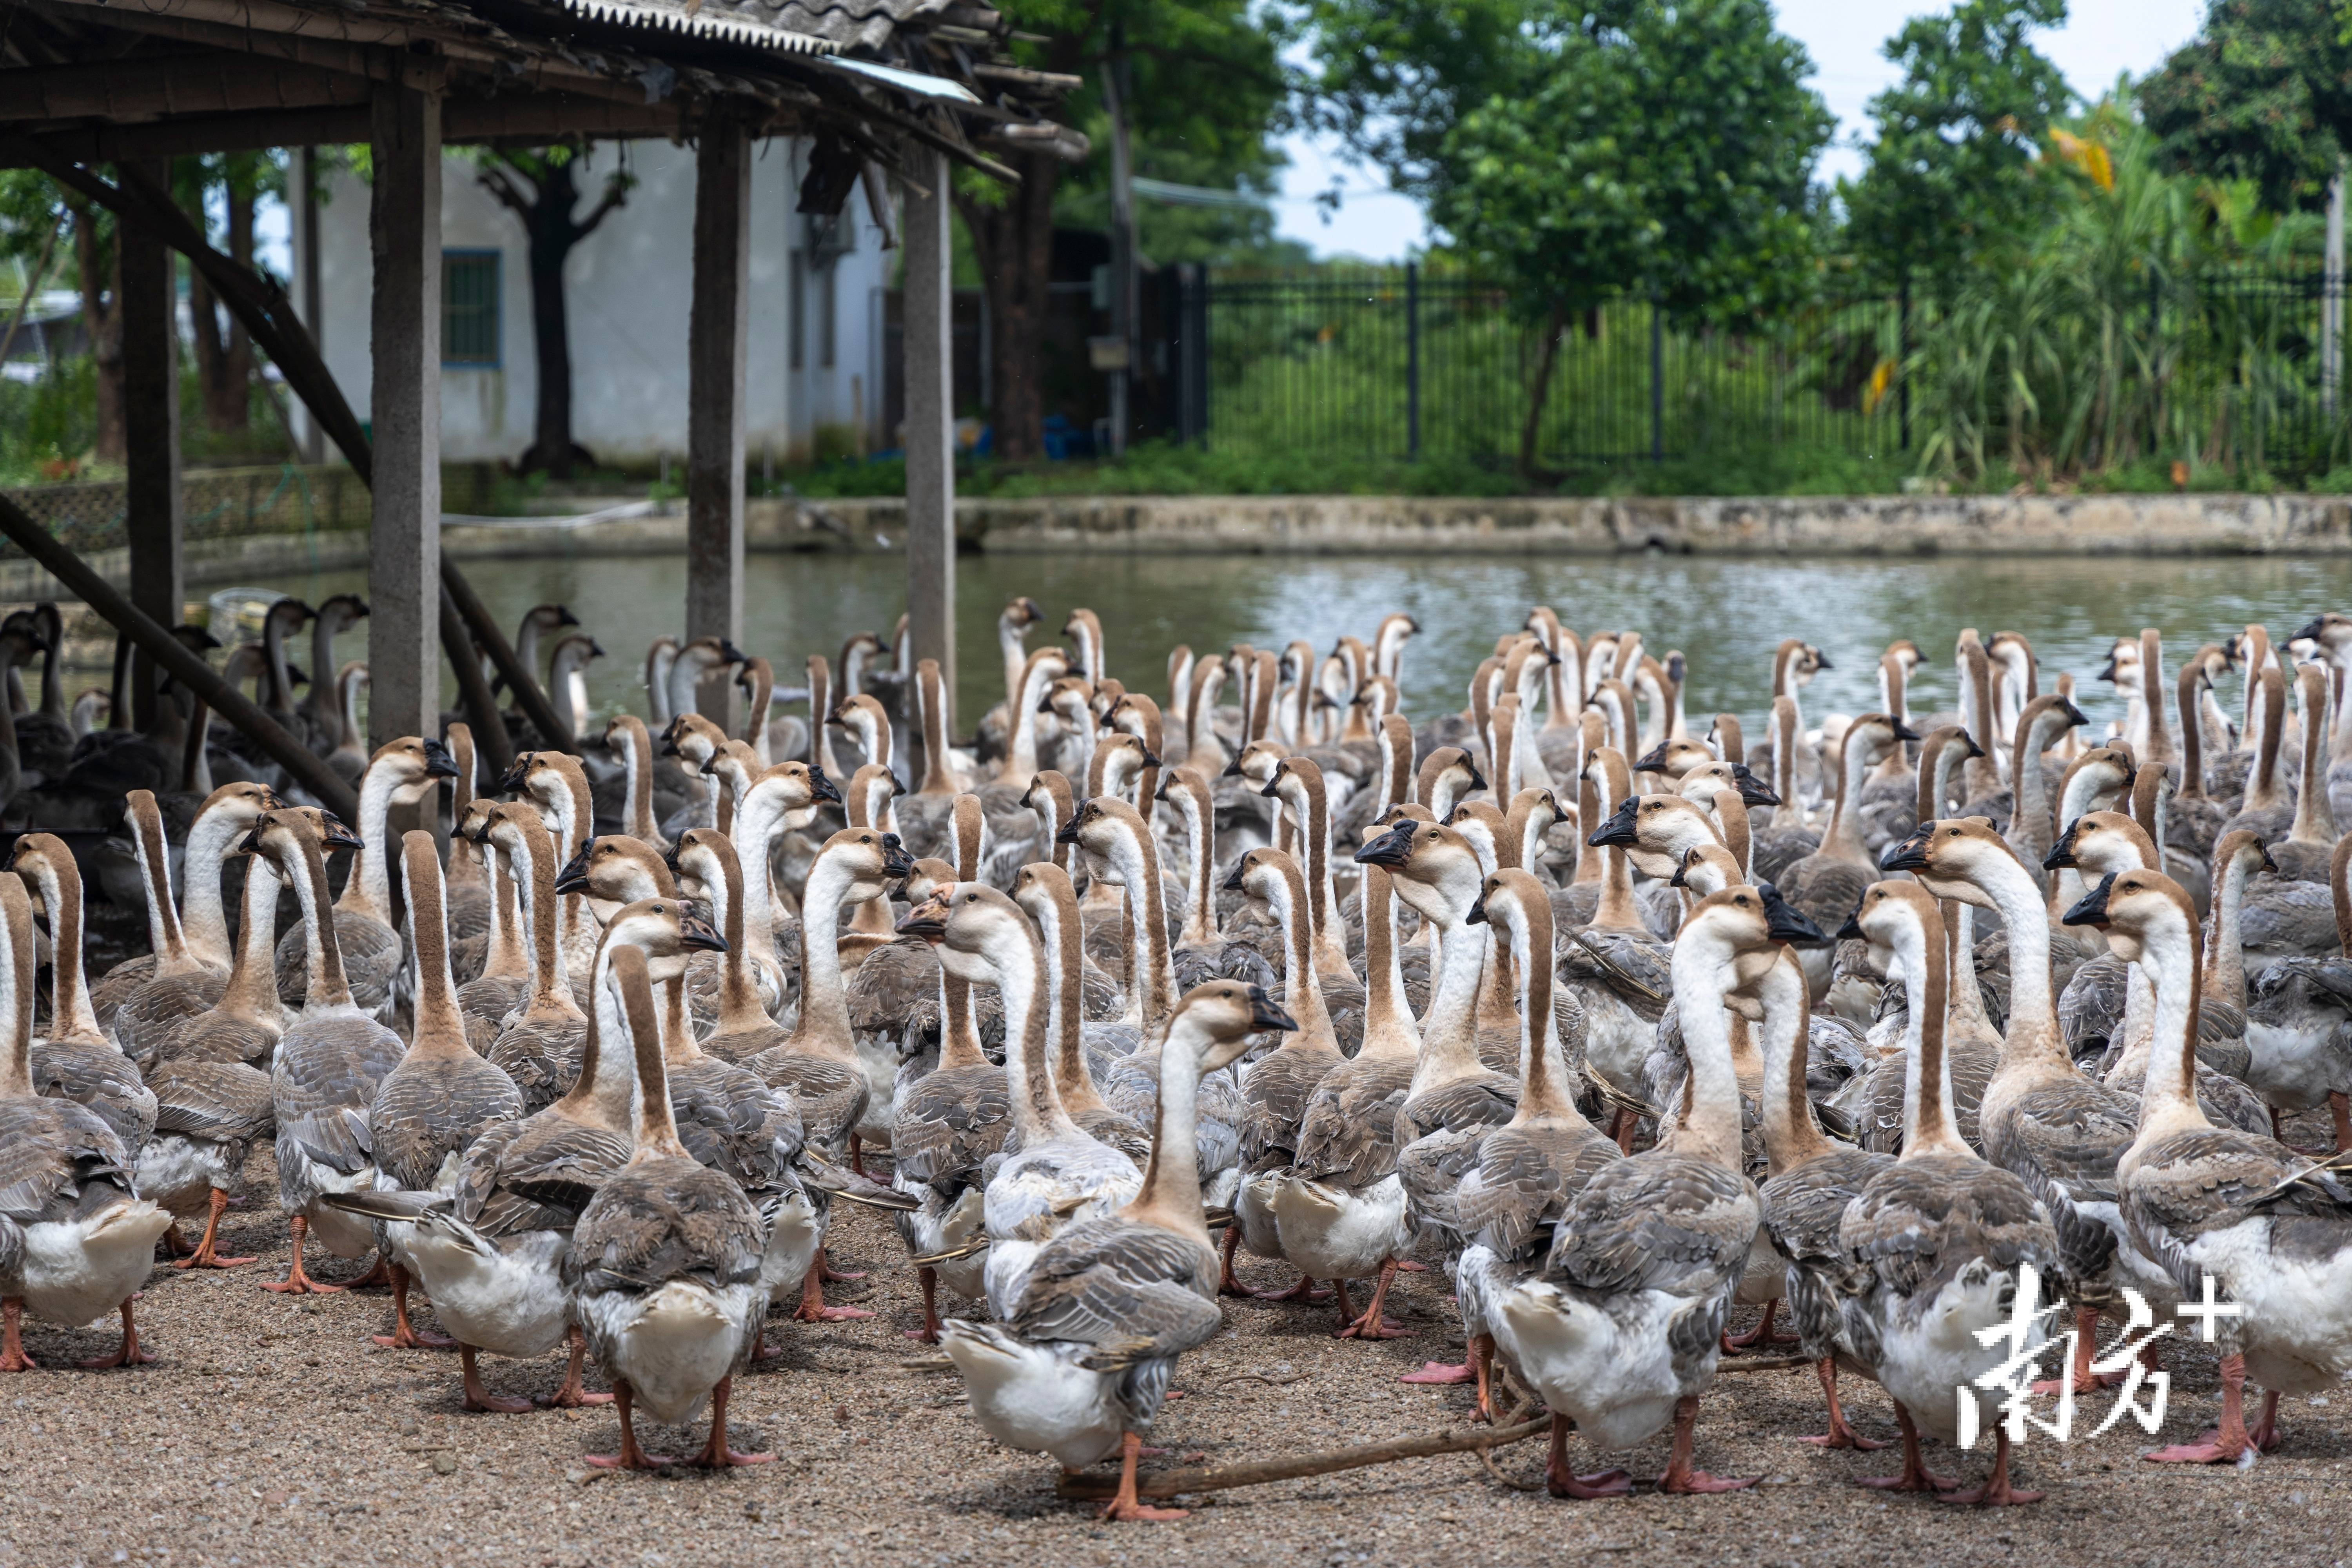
[1158, 262, 2352, 477]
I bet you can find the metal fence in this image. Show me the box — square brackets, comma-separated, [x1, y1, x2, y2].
[0, 462, 369, 557]
[1168, 263, 2352, 476]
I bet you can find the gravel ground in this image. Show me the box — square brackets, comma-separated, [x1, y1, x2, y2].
[6, 1143, 2350, 1568]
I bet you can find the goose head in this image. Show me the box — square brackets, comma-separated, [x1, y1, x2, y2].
[1833, 878, 1942, 971]
[1222, 844, 1302, 913]
[2042, 809, 2157, 876]
[1677, 884, 1822, 996]
[660, 712, 728, 768]
[555, 834, 677, 902]
[597, 895, 728, 982]
[1587, 791, 1720, 880]
[2210, 827, 2276, 890]
[2061, 869, 2200, 967]
[1168, 980, 1298, 1073]
[1003, 596, 1046, 636]
[813, 826, 914, 905]
[2295, 611, 2352, 664]
[898, 880, 1036, 988]
[1223, 737, 1285, 787]
[1354, 818, 1483, 929]
[1840, 711, 1919, 775]
[238, 805, 363, 864]
[1880, 815, 2027, 908]
[1634, 737, 1714, 780]
[900, 857, 955, 905]
[1670, 842, 1746, 895]
[1056, 794, 1153, 869]
[368, 735, 462, 802]
[191, 780, 282, 841]
[1415, 746, 1486, 815]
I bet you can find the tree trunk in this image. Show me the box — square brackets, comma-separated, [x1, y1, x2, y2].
[220, 174, 253, 432]
[189, 265, 230, 428]
[73, 201, 125, 463]
[957, 149, 1059, 461]
[1516, 300, 1568, 486]
[521, 159, 581, 477]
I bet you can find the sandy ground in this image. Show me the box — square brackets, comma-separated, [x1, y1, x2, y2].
[5, 1146, 2349, 1568]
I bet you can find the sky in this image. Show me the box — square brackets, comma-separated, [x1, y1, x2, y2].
[1271, 0, 2211, 261]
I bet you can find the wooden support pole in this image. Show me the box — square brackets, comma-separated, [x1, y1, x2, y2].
[902, 149, 956, 737]
[0, 492, 358, 819]
[686, 113, 750, 727]
[292, 144, 325, 465]
[118, 158, 181, 732]
[1053, 1417, 1547, 1501]
[367, 80, 443, 750]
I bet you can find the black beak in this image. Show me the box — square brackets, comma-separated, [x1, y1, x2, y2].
[1587, 797, 1640, 849]
[1222, 862, 1247, 891]
[698, 755, 720, 777]
[2043, 821, 2083, 871]
[463, 814, 493, 845]
[1258, 777, 1282, 799]
[1221, 758, 1243, 778]
[2060, 699, 2089, 727]
[1670, 861, 1690, 887]
[1633, 742, 1670, 773]
[678, 912, 728, 953]
[880, 834, 915, 879]
[1835, 900, 1866, 942]
[319, 813, 364, 852]
[1465, 892, 1489, 924]
[421, 739, 460, 779]
[1247, 985, 1298, 1033]
[1889, 717, 1920, 742]
[897, 907, 947, 940]
[1353, 823, 1414, 868]
[499, 755, 533, 791]
[1037, 697, 1057, 713]
[1760, 883, 1828, 945]
[556, 606, 580, 628]
[2260, 848, 2279, 874]
[1879, 826, 1932, 873]
[1732, 764, 1780, 807]
[1963, 732, 1986, 759]
[1055, 813, 1085, 846]
[662, 840, 683, 874]
[1814, 652, 1834, 671]
[554, 844, 594, 895]
[809, 765, 843, 805]
[2062, 873, 2117, 928]
[1140, 750, 1163, 768]
[2294, 617, 2327, 644]
[2098, 658, 2119, 683]
[718, 639, 748, 664]
[1464, 762, 1488, 793]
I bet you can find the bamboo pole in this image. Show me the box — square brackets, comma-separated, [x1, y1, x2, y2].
[0, 490, 359, 819]
[1052, 1417, 1547, 1502]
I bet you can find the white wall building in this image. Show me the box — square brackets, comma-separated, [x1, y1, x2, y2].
[304, 137, 892, 468]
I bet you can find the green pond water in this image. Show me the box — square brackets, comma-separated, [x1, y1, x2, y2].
[237, 549, 2352, 743]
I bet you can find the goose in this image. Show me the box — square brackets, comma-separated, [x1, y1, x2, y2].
[976, 596, 1047, 762]
[510, 603, 581, 716]
[605, 713, 673, 851]
[0, 870, 174, 1372]
[733, 654, 780, 767]
[1885, 815, 2169, 1396]
[894, 657, 969, 858]
[1777, 712, 1918, 977]
[897, 882, 1142, 1318]
[14, 831, 156, 1152]
[2064, 867, 2352, 1465]
[275, 737, 457, 1018]
[1447, 869, 1623, 1420]
[1750, 697, 1820, 882]
[503, 750, 605, 1005]
[1828, 880, 2062, 1505]
[1014, 862, 1152, 1163]
[1562, 747, 1671, 1131]
[1160, 766, 1276, 991]
[698, 757, 838, 1016]
[440, 723, 493, 964]
[2170, 655, 2231, 860]
[2243, 834, 2352, 1151]
[1750, 937, 1895, 1451]
[108, 790, 249, 1066]
[136, 810, 329, 1270]
[250, 808, 408, 1302]
[1498, 887, 1781, 1497]
[663, 634, 747, 733]
[939, 981, 1291, 1521]
[454, 804, 532, 1052]
[362, 832, 527, 1348]
[8, 603, 76, 784]
[1352, 820, 1521, 1386]
[2220, 667, 2294, 848]
[2294, 611, 2352, 824]
[660, 711, 730, 839]
[1262, 756, 1357, 983]
[563, 944, 769, 1468]
[2186, 828, 2267, 1088]
[2262, 663, 2338, 884]
[299, 592, 367, 744]
[90, 781, 278, 1032]
[748, 826, 913, 1317]
[1222, 848, 1348, 1306]
[2001, 694, 2089, 882]
[481, 804, 591, 1113]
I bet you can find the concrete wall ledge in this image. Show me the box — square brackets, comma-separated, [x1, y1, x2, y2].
[7, 489, 2350, 601]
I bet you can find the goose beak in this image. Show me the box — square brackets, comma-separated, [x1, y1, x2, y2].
[1222, 861, 1247, 891]
[237, 825, 267, 855]
[2060, 699, 2089, 727]
[1879, 827, 1932, 873]
[662, 840, 683, 874]
[1632, 743, 1670, 773]
[698, 755, 720, 777]
[1465, 892, 1489, 924]
[1258, 777, 1282, 799]
[1759, 884, 1827, 945]
[1889, 717, 1920, 742]
[556, 606, 581, 628]
[1962, 733, 1986, 759]
[1835, 901, 1866, 942]
[1669, 860, 1690, 887]
[2294, 617, 2327, 644]
[1221, 758, 1244, 778]
[421, 739, 460, 779]
[1733, 766, 1780, 808]
[554, 844, 595, 895]
[676, 911, 728, 953]
[2062, 873, 2117, 928]
[1353, 823, 1415, 867]
[2098, 658, 2119, 683]
[809, 766, 842, 805]
[498, 755, 533, 791]
[1247, 985, 1298, 1033]
[2042, 822, 2082, 871]
[1140, 750, 1163, 768]
[718, 639, 748, 664]
[319, 813, 365, 852]
[1463, 763, 1488, 793]
[2260, 847, 2279, 875]
[897, 894, 950, 941]
[880, 834, 915, 879]
[1587, 797, 1639, 849]
[1813, 652, 1834, 671]
[1054, 814, 1085, 846]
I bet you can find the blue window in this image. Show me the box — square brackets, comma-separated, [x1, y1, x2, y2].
[442, 250, 501, 367]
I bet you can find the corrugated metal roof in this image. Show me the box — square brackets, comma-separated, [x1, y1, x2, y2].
[771, 0, 958, 53]
[558, 0, 841, 54]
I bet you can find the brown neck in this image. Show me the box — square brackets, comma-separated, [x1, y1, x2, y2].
[1358, 866, 1418, 1060]
[0, 880, 32, 1097]
[1032, 867, 1106, 1112]
[401, 833, 470, 1053]
[23, 842, 100, 1043]
[285, 830, 354, 1007]
[701, 835, 768, 1033]
[2176, 664, 2207, 799]
[1901, 907, 1965, 1158]
[127, 793, 192, 969]
[221, 853, 285, 1022]
[614, 949, 690, 1160]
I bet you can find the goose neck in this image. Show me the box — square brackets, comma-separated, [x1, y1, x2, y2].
[0, 897, 31, 1098]
[406, 858, 468, 1053]
[706, 846, 769, 1033]
[1662, 936, 1744, 1169]
[1123, 1018, 1214, 1242]
[989, 922, 1073, 1142]
[1973, 855, 2063, 1068]
[1894, 919, 1966, 1159]
[1176, 795, 1218, 947]
[791, 855, 858, 1060]
[284, 836, 355, 1008]
[1359, 867, 1419, 1061]
[129, 807, 193, 972]
[343, 762, 403, 920]
[1264, 867, 1336, 1049]
[221, 857, 286, 1022]
[1410, 884, 1489, 1091]
[180, 803, 252, 969]
[27, 855, 102, 1044]
[2134, 918, 2210, 1144]
[561, 945, 640, 1130]
[2205, 853, 2252, 1009]
[1103, 819, 1176, 1028]
[1756, 953, 1831, 1172]
[1508, 912, 1567, 1118]
[510, 828, 570, 1006]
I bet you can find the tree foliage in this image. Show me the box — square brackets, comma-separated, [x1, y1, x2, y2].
[2142, 0, 2352, 215]
[1840, 0, 2074, 291]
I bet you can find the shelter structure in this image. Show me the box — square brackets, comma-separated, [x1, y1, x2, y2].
[0, 0, 1077, 759]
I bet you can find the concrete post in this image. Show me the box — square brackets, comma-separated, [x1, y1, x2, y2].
[687, 115, 751, 726]
[292, 145, 326, 464]
[903, 151, 956, 736]
[119, 158, 181, 731]
[368, 82, 443, 749]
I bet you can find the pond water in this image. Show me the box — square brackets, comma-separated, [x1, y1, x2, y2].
[243, 548, 2352, 742]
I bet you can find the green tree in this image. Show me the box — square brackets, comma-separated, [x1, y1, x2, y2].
[1842, 0, 2075, 292]
[2142, 0, 2352, 214]
[957, 0, 1287, 460]
[1431, 0, 1832, 478]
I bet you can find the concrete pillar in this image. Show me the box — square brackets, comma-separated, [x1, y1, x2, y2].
[119, 158, 181, 731]
[903, 151, 956, 736]
[367, 82, 443, 749]
[292, 145, 326, 464]
[687, 116, 751, 726]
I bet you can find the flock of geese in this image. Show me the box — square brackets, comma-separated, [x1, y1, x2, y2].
[4, 595, 2352, 1521]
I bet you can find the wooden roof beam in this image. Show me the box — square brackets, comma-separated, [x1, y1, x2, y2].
[0, 53, 375, 123]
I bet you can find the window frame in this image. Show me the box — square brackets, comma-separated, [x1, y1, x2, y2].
[441, 247, 503, 369]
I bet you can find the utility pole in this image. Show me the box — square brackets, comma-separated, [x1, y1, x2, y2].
[1099, 38, 1138, 457]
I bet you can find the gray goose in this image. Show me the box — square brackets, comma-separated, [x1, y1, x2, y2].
[1014, 862, 1152, 1163]
[503, 750, 604, 1007]
[441, 723, 493, 974]
[91, 781, 276, 1038]
[0, 871, 173, 1372]
[483, 803, 591, 1112]
[1161, 764, 1277, 993]
[564, 944, 770, 1471]
[362, 833, 526, 1353]
[938, 981, 1290, 1521]
[453, 799, 531, 1053]
[274, 736, 457, 1018]
[14, 830, 155, 1153]
[104, 794, 230, 1069]
[138, 808, 313, 1271]
[252, 808, 407, 1302]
